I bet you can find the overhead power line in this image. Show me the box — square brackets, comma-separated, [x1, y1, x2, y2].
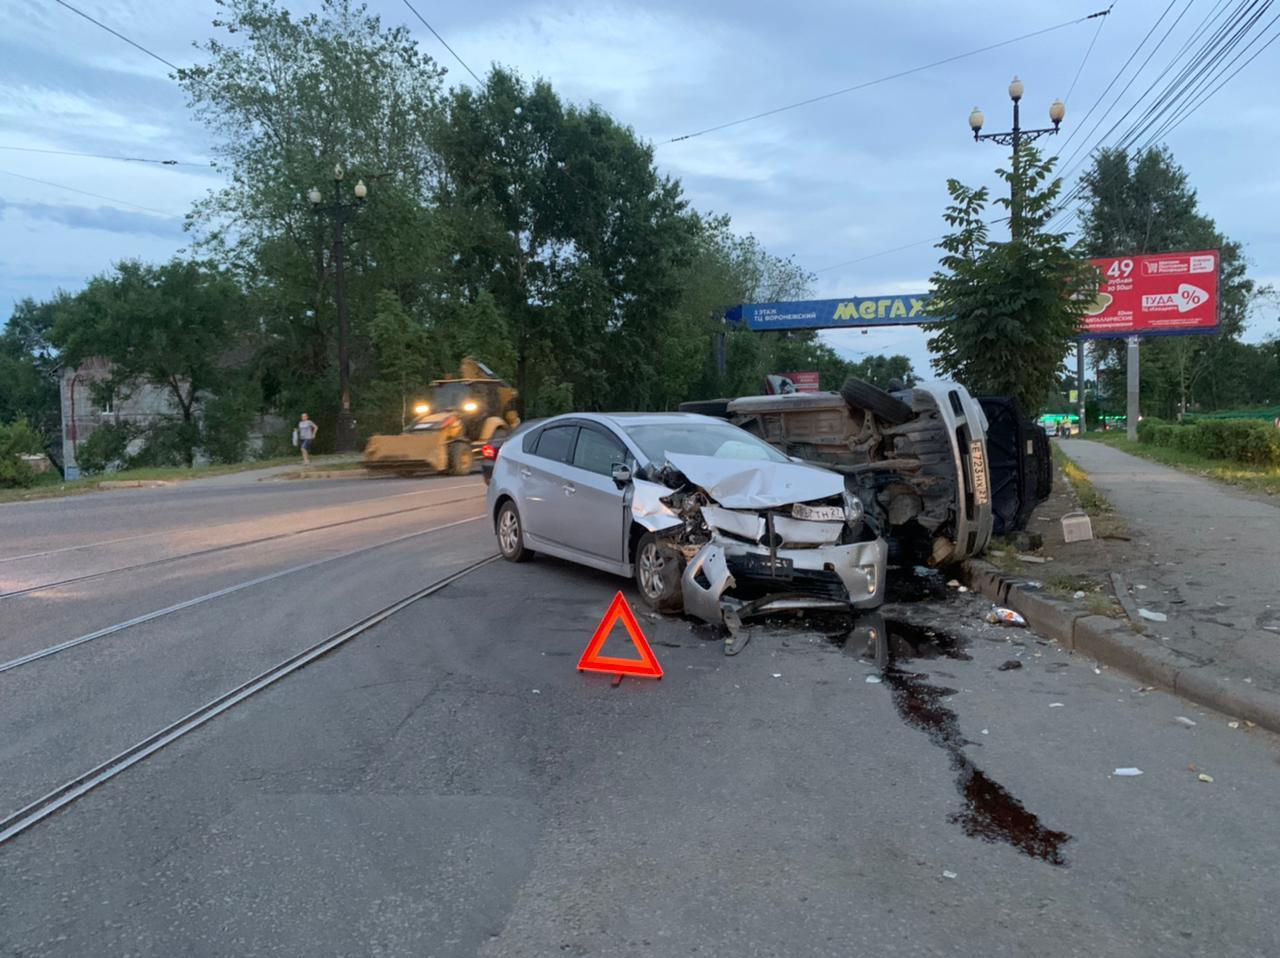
[0, 145, 205, 167]
[0, 168, 181, 217]
[661, 8, 1112, 145]
[1066, 2, 1115, 103]
[53, 0, 179, 71]
[400, 0, 483, 84]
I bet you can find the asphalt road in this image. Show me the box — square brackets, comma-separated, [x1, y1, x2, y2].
[1, 470, 1277, 957]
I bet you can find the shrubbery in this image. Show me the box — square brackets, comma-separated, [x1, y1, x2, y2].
[76, 422, 136, 475]
[0, 418, 46, 488]
[1137, 417, 1280, 466]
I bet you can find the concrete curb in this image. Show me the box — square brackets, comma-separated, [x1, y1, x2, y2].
[961, 557, 1280, 735]
[96, 480, 173, 489]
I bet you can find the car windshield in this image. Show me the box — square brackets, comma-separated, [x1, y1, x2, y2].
[623, 421, 789, 465]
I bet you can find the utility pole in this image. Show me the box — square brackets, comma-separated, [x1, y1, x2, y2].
[1077, 341, 1087, 434]
[1126, 335, 1140, 441]
[308, 164, 368, 454]
[969, 77, 1065, 241]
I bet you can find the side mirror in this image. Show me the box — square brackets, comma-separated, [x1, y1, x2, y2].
[611, 462, 633, 485]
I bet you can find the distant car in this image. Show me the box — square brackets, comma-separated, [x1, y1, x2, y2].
[485, 412, 887, 624]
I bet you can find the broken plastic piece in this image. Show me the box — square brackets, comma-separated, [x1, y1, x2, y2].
[1175, 716, 1197, 727]
[985, 607, 1027, 627]
[1228, 721, 1240, 729]
[1074, 590, 1086, 599]
[771, 672, 782, 679]
[1197, 773, 1214, 783]
[1138, 608, 1168, 622]
[1017, 554, 1048, 564]
[942, 870, 957, 879]
[1114, 767, 1143, 776]
[997, 660, 1023, 671]
[946, 579, 961, 588]
[1061, 511, 1093, 543]
[865, 675, 882, 684]
[1049, 702, 1065, 708]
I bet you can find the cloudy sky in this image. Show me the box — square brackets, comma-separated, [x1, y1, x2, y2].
[2, 0, 1277, 374]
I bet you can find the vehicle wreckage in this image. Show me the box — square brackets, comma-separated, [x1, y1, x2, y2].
[627, 452, 887, 625]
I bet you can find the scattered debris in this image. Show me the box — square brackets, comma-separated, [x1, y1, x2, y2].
[986, 607, 1027, 627]
[981, 728, 989, 735]
[1245, 720, 1257, 729]
[1138, 608, 1167, 622]
[997, 660, 1023, 671]
[1136, 584, 1147, 590]
[1175, 716, 1197, 727]
[947, 579, 961, 588]
[865, 675, 882, 684]
[1197, 773, 1215, 784]
[1074, 590, 1086, 599]
[1017, 554, 1048, 564]
[1114, 767, 1143, 777]
[771, 673, 782, 679]
[1228, 721, 1240, 729]
[942, 870, 958, 880]
[1061, 511, 1094, 543]
[531, 689, 541, 694]
[1049, 702, 1065, 708]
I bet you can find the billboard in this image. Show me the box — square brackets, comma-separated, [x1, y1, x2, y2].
[737, 294, 931, 331]
[1081, 250, 1219, 339]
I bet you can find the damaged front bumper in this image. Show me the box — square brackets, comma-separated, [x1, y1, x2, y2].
[680, 536, 888, 625]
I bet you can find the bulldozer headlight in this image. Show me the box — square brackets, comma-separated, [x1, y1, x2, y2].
[462, 400, 479, 413]
[413, 402, 430, 415]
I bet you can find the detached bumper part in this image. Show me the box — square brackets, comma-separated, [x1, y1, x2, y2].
[679, 538, 888, 624]
[681, 542, 737, 624]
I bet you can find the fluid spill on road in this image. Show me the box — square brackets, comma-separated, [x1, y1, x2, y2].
[880, 619, 1072, 866]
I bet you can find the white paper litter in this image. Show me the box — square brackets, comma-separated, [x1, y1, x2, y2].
[1175, 716, 1197, 727]
[771, 673, 782, 679]
[1114, 767, 1143, 777]
[1049, 702, 1065, 708]
[1138, 608, 1168, 622]
[865, 675, 882, 684]
[942, 870, 957, 879]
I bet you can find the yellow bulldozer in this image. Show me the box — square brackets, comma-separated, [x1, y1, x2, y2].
[363, 358, 520, 476]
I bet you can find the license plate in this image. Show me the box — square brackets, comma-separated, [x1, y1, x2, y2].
[739, 553, 794, 579]
[791, 503, 844, 521]
[969, 440, 991, 506]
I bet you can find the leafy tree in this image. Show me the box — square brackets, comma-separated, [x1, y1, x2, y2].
[50, 259, 252, 466]
[180, 0, 446, 439]
[1078, 146, 1262, 417]
[0, 298, 62, 449]
[925, 147, 1096, 415]
[848, 354, 916, 390]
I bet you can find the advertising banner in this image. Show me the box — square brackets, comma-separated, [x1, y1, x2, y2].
[779, 371, 820, 393]
[739, 294, 931, 331]
[1081, 250, 1219, 339]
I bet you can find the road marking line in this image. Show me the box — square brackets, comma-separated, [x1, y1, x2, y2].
[0, 487, 482, 598]
[0, 554, 500, 846]
[0, 482, 476, 564]
[0, 515, 485, 674]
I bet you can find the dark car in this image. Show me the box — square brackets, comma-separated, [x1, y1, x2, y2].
[481, 419, 542, 486]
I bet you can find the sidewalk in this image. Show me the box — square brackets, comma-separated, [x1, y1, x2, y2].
[1055, 438, 1280, 714]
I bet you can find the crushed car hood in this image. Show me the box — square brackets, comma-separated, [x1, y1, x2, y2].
[663, 452, 844, 509]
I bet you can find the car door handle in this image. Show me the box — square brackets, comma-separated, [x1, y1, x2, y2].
[562, 482, 576, 496]
[520, 467, 532, 479]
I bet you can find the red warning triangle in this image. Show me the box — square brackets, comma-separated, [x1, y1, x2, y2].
[577, 591, 663, 679]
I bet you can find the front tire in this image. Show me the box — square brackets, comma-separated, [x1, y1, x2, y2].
[496, 501, 533, 562]
[634, 532, 683, 613]
[447, 440, 474, 476]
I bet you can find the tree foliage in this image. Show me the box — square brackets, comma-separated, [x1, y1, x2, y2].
[50, 259, 253, 466]
[925, 147, 1096, 415]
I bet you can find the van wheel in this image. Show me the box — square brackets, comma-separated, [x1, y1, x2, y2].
[447, 440, 474, 475]
[635, 532, 684, 613]
[840, 376, 914, 425]
[496, 502, 533, 562]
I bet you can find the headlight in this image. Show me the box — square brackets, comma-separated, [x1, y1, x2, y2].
[462, 400, 479, 413]
[842, 490, 865, 527]
[413, 402, 430, 415]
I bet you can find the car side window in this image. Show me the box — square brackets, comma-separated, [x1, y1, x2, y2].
[521, 428, 542, 454]
[571, 427, 629, 477]
[532, 425, 577, 464]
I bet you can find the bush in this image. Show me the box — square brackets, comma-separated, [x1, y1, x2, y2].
[129, 420, 200, 468]
[201, 386, 258, 464]
[1137, 416, 1280, 465]
[75, 423, 136, 475]
[0, 455, 35, 488]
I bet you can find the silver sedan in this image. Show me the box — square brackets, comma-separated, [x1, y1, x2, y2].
[484, 412, 888, 624]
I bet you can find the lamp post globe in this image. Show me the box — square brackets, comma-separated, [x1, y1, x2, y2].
[1049, 98, 1066, 129]
[1008, 75, 1024, 101]
[969, 106, 984, 139]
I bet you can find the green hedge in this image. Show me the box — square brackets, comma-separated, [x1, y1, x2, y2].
[1138, 417, 1280, 466]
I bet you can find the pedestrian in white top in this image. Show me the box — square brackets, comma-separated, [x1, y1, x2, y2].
[295, 413, 318, 465]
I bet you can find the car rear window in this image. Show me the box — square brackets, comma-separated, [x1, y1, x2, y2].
[532, 425, 577, 463]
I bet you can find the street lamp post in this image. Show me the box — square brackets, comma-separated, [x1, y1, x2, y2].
[308, 164, 368, 454]
[968, 77, 1065, 240]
